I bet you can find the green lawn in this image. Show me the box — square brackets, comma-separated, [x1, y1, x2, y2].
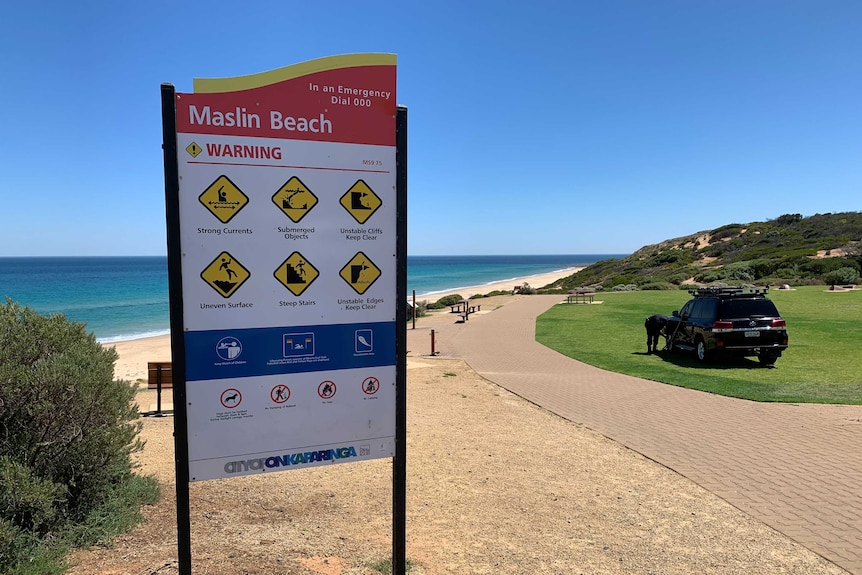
[535, 286, 862, 404]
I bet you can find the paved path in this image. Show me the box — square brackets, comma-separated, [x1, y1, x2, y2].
[408, 295, 862, 574]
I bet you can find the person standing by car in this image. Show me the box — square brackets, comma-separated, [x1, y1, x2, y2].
[644, 314, 669, 354]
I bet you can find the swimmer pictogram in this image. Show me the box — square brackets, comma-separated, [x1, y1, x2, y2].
[198, 175, 249, 224]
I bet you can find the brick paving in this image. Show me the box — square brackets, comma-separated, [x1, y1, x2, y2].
[407, 295, 862, 574]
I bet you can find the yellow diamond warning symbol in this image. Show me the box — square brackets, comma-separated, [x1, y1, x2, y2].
[186, 142, 202, 158]
[339, 252, 381, 295]
[273, 252, 319, 296]
[198, 175, 249, 224]
[340, 180, 382, 224]
[200, 252, 251, 298]
[272, 176, 318, 223]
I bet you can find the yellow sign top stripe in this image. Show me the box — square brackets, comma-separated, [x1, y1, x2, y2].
[194, 53, 396, 94]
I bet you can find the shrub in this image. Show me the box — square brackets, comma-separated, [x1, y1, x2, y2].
[722, 262, 755, 281]
[483, 290, 511, 297]
[823, 267, 860, 286]
[640, 281, 677, 291]
[414, 301, 429, 317]
[0, 300, 158, 573]
[434, 294, 464, 307]
[518, 282, 537, 295]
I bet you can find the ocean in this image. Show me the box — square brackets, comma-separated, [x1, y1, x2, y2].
[0, 254, 621, 342]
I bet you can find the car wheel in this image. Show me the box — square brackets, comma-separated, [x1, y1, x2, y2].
[695, 338, 709, 363]
[759, 351, 779, 366]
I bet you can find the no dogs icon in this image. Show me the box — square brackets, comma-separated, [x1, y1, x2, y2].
[220, 388, 242, 409]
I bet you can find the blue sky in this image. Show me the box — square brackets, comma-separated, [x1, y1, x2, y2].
[1, 1, 859, 256]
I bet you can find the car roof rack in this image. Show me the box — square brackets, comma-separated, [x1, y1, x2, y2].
[688, 286, 770, 297]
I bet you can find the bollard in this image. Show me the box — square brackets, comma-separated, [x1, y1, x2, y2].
[431, 329, 437, 356]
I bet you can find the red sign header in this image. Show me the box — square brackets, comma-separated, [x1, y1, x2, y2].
[176, 55, 396, 147]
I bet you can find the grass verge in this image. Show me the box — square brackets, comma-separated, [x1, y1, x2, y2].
[536, 286, 862, 404]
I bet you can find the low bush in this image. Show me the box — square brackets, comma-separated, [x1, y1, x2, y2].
[823, 267, 860, 286]
[434, 294, 464, 308]
[484, 290, 511, 297]
[0, 300, 158, 574]
[640, 281, 677, 291]
[413, 301, 429, 318]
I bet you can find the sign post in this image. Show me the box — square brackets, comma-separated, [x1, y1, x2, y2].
[161, 54, 405, 574]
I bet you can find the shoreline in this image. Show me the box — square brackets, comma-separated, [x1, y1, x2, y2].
[411, 266, 581, 300]
[107, 267, 579, 381]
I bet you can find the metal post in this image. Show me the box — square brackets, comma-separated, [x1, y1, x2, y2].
[431, 329, 436, 356]
[155, 367, 163, 415]
[161, 83, 192, 575]
[393, 105, 408, 575]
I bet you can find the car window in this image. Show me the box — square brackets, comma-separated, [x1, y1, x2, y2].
[689, 299, 705, 320]
[680, 301, 693, 319]
[720, 299, 779, 319]
[699, 298, 718, 320]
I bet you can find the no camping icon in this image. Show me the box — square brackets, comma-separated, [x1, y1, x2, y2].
[271, 384, 290, 404]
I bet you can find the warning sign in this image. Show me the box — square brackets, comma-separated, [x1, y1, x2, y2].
[200, 251, 251, 298]
[339, 252, 381, 295]
[339, 180, 382, 224]
[198, 175, 249, 224]
[273, 252, 319, 296]
[186, 142, 202, 158]
[272, 176, 318, 223]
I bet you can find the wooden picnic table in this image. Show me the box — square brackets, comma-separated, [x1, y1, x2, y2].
[566, 292, 595, 304]
[451, 299, 481, 321]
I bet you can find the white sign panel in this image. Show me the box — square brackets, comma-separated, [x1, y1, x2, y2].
[174, 54, 397, 481]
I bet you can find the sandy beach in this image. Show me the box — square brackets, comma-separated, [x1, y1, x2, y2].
[108, 267, 579, 382]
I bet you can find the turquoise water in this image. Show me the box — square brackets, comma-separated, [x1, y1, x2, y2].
[0, 257, 170, 343]
[0, 254, 621, 342]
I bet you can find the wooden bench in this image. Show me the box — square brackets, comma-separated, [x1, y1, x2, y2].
[143, 361, 173, 417]
[147, 361, 173, 389]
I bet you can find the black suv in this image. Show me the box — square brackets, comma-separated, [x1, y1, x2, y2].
[666, 287, 788, 365]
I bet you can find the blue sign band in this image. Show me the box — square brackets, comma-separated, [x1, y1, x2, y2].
[184, 321, 396, 381]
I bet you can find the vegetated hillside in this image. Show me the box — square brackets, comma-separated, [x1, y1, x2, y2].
[543, 212, 862, 292]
